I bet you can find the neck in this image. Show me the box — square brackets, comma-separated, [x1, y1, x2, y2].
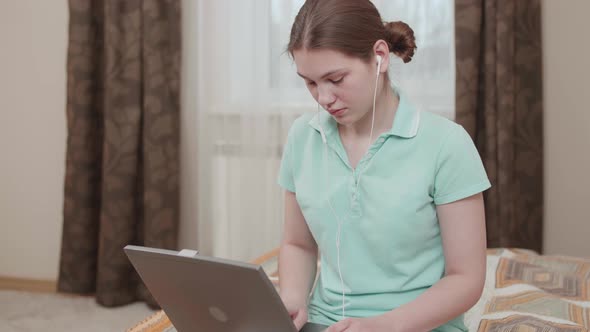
[339, 82, 399, 139]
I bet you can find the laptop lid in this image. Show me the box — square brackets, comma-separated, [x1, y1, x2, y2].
[124, 245, 299, 332]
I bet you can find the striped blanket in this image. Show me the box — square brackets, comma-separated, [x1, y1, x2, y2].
[128, 248, 590, 332]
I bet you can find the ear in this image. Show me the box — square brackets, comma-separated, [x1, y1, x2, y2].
[372, 39, 390, 74]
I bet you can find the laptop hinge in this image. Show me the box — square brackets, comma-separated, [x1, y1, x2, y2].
[177, 249, 199, 257]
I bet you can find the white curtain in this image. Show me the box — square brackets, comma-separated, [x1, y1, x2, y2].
[185, 0, 455, 262]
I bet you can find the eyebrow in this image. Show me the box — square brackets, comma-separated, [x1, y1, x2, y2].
[297, 69, 346, 81]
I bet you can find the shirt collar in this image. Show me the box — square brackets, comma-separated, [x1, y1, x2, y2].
[308, 85, 421, 139]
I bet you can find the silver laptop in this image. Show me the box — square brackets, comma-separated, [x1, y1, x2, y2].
[124, 245, 328, 332]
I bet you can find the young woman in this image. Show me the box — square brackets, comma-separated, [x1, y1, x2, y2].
[277, 1, 490, 332]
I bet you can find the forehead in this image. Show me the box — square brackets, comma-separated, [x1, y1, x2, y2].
[293, 48, 364, 78]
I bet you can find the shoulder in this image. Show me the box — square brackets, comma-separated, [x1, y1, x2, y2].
[412, 111, 479, 168]
[417, 111, 469, 147]
[420, 111, 462, 136]
[287, 112, 317, 140]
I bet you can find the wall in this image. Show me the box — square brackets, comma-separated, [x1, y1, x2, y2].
[542, 0, 590, 257]
[0, 0, 588, 282]
[0, 0, 201, 281]
[0, 0, 68, 280]
[178, 0, 200, 252]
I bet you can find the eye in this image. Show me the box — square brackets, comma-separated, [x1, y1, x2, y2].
[305, 81, 316, 87]
[329, 77, 344, 84]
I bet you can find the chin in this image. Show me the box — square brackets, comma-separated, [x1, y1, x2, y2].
[331, 117, 348, 125]
[332, 115, 356, 127]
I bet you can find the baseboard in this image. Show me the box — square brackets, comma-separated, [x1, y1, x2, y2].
[0, 276, 57, 293]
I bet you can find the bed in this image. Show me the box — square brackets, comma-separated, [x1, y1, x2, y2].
[128, 248, 590, 332]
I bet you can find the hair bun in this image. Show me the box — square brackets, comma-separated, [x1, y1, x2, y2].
[384, 21, 416, 63]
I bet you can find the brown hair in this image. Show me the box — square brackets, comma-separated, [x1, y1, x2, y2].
[288, 0, 416, 63]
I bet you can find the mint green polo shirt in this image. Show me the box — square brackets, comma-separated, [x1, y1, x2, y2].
[278, 87, 491, 332]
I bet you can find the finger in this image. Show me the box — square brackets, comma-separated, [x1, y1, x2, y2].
[293, 311, 307, 330]
[327, 319, 351, 332]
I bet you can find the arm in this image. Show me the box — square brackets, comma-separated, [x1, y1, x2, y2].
[384, 192, 487, 332]
[279, 190, 319, 327]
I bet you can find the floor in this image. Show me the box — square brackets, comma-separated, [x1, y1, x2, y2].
[0, 290, 156, 332]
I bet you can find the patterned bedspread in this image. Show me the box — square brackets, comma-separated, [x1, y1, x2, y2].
[128, 248, 590, 332]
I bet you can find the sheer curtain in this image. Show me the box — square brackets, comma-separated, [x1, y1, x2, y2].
[187, 0, 455, 262]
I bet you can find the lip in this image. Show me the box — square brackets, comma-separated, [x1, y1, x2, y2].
[328, 108, 346, 116]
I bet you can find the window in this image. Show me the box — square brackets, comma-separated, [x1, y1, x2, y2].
[187, 0, 455, 261]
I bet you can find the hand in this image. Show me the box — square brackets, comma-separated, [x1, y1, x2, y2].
[287, 305, 308, 331]
[326, 314, 398, 332]
[281, 295, 308, 331]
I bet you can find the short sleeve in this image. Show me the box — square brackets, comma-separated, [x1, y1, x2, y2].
[433, 125, 491, 205]
[278, 125, 296, 193]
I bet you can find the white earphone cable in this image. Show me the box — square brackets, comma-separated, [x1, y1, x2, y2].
[355, 56, 380, 195]
[316, 55, 381, 320]
[318, 104, 346, 319]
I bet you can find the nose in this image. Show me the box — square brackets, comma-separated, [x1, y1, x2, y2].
[316, 84, 335, 108]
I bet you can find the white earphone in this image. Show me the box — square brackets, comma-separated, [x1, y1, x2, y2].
[316, 54, 383, 319]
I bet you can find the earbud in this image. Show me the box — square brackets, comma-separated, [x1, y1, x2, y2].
[376, 55, 382, 75]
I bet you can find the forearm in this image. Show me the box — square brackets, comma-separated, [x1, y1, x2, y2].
[385, 273, 484, 332]
[278, 243, 318, 306]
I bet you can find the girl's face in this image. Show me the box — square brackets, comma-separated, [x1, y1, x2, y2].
[293, 48, 380, 126]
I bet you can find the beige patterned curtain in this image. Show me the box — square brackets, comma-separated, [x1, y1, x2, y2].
[58, 0, 181, 307]
[455, 0, 544, 253]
